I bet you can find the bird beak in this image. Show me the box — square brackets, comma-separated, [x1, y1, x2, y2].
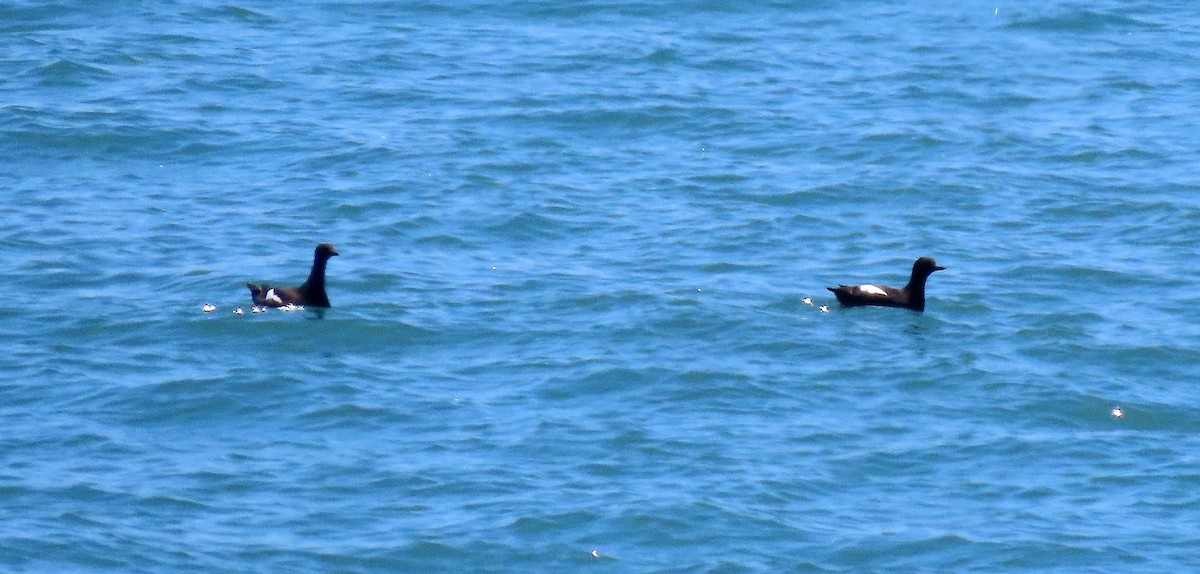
[935, 265, 946, 271]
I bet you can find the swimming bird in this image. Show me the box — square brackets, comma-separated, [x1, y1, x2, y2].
[246, 243, 339, 308]
[827, 257, 945, 312]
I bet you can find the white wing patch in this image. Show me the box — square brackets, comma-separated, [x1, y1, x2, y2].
[265, 288, 284, 305]
[858, 284, 888, 297]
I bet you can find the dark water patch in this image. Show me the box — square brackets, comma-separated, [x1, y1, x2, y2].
[109, 383, 269, 428]
[661, 369, 785, 407]
[414, 232, 476, 250]
[486, 212, 569, 242]
[643, 46, 681, 65]
[142, 32, 210, 47]
[1005, 9, 1160, 34]
[294, 403, 413, 431]
[686, 171, 752, 187]
[293, 145, 406, 175]
[832, 534, 1003, 571]
[539, 366, 674, 401]
[25, 59, 114, 87]
[998, 540, 1147, 569]
[0, 3, 73, 30]
[193, 4, 282, 26]
[7, 118, 234, 159]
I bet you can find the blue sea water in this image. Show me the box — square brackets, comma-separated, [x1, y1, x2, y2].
[3, 1, 1200, 571]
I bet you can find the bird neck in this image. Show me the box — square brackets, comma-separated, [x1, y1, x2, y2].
[902, 272, 931, 311]
[302, 256, 328, 291]
[905, 274, 927, 290]
[904, 272, 931, 299]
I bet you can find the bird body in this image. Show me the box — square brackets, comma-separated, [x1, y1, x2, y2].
[827, 257, 944, 312]
[247, 243, 339, 308]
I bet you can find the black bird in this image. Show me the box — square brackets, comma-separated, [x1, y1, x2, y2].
[827, 257, 945, 312]
[247, 243, 339, 307]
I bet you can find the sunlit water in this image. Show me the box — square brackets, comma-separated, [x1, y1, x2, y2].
[3, 2, 1199, 572]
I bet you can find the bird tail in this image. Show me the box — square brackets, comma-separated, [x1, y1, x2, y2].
[827, 286, 850, 304]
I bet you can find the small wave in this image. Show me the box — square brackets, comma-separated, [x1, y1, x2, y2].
[26, 59, 114, 86]
[1005, 9, 1159, 34]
